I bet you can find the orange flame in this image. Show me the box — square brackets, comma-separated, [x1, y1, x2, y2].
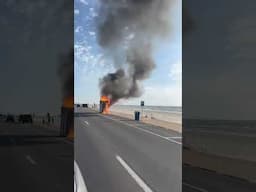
[63, 96, 74, 108]
[100, 96, 111, 114]
[62, 96, 74, 140]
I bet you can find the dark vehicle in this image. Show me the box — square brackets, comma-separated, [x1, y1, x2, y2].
[0, 114, 5, 122]
[6, 115, 15, 123]
[82, 104, 88, 108]
[77, 104, 80, 107]
[19, 114, 33, 123]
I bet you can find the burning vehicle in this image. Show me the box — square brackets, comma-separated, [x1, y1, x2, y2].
[6, 114, 15, 123]
[58, 49, 74, 139]
[19, 114, 33, 124]
[99, 96, 111, 114]
[82, 104, 88, 108]
[60, 96, 74, 138]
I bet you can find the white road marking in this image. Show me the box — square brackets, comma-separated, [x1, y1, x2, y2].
[167, 136, 182, 139]
[74, 161, 88, 192]
[26, 155, 37, 165]
[84, 121, 89, 125]
[63, 140, 73, 145]
[116, 155, 153, 192]
[183, 182, 208, 192]
[101, 115, 182, 145]
[165, 137, 182, 145]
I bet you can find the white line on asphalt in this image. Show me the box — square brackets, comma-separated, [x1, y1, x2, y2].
[84, 121, 89, 125]
[101, 115, 181, 145]
[26, 155, 37, 165]
[63, 140, 73, 145]
[164, 136, 182, 145]
[183, 182, 208, 192]
[167, 136, 182, 139]
[116, 155, 153, 192]
[74, 161, 88, 192]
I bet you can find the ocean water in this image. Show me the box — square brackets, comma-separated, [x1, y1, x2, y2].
[111, 105, 182, 114]
[110, 105, 182, 124]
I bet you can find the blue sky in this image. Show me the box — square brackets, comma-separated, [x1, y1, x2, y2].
[74, 0, 181, 106]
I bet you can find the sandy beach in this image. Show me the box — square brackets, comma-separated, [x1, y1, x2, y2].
[110, 106, 182, 133]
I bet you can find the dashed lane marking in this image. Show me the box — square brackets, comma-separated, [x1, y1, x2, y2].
[116, 155, 153, 192]
[26, 155, 37, 165]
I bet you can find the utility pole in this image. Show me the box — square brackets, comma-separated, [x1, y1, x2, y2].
[140, 101, 144, 119]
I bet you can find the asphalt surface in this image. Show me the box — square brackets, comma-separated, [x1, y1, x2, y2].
[75, 108, 182, 192]
[75, 108, 256, 192]
[0, 121, 73, 192]
[183, 119, 256, 191]
[183, 165, 256, 192]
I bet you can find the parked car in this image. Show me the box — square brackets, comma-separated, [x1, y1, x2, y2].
[6, 115, 15, 123]
[82, 104, 88, 108]
[0, 114, 6, 122]
[19, 114, 33, 123]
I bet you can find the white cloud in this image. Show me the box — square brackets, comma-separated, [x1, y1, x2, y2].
[88, 31, 96, 36]
[89, 7, 98, 17]
[80, 0, 88, 5]
[125, 33, 135, 40]
[117, 84, 182, 106]
[169, 61, 182, 82]
[75, 42, 112, 77]
[74, 9, 80, 15]
[75, 26, 82, 33]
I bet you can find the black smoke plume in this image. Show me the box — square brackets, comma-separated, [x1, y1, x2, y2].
[97, 0, 173, 104]
[183, 4, 195, 34]
[58, 49, 74, 101]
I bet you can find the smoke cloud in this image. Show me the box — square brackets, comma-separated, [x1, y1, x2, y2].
[97, 0, 173, 104]
[58, 49, 74, 100]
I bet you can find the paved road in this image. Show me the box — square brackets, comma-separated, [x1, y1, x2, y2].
[183, 119, 256, 162]
[0, 122, 73, 192]
[75, 109, 182, 192]
[183, 165, 256, 192]
[183, 119, 256, 192]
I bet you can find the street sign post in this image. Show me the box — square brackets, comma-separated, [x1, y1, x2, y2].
[140, 101, 144, 119]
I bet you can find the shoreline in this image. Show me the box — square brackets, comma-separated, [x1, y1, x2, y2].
[110, 110, 182, 133]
